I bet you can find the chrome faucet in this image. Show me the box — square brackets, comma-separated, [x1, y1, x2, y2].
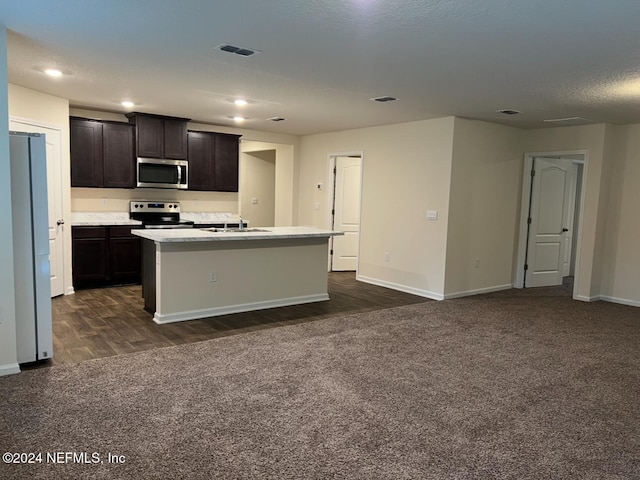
[238, 216, 243, 230]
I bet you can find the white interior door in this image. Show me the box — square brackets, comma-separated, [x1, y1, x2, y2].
[525, 157, 574, 287]
[10, 120, 65, 297]
[561, 161, 578, 276]
[331, 156, 362, 271]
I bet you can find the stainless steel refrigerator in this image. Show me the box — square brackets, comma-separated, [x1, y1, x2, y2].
[10, 131, 53, 363]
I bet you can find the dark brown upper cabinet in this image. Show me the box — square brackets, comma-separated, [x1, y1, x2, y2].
[126, 112, 189, 160]
[70, 118, 103, 187]
[187, 131, 214, 191]
[213, 132, 240, 192]
[70, 117, 135, 188]
[102, 122, 136, 188]
[187, 131, 241, 192]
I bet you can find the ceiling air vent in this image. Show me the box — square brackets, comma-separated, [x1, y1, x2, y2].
[268, 116, 286, 122]
[371, 96, 397, 103]
[497, 109, 521, 115]
[217, 44, 261, 57]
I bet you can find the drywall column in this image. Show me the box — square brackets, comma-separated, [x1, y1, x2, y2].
[0, 26, 20, 375]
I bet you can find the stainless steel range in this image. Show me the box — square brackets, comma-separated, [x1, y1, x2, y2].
[129, 201, 194, 228]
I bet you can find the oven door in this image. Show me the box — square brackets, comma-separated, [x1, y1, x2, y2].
[137, 158, 188, 189]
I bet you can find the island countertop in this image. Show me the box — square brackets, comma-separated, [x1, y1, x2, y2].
[132, 226, 343, 243]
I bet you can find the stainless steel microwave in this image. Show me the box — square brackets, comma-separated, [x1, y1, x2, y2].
[137, 158, 188, 189]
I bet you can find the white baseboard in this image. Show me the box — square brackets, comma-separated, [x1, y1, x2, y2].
[153, 293, 330, 324]
[443, 284, 513, 300]
[0, 363, 21, 377]
[356, 275, 444, 300]
[599, 295, 640, 308]
[574, 294, 599, 302]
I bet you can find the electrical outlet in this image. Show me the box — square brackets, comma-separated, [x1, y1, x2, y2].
[209, 271, 217, 282]
[384, 252, 391, 262]
[251, 197, 258, 205]
[313, 202, 320, 210]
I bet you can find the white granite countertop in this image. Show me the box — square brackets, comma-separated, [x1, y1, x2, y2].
[132, 226, 343, 243]
[71, 212, 142, 226]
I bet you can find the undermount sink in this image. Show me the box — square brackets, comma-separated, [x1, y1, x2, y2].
[201, 227, 271, 233]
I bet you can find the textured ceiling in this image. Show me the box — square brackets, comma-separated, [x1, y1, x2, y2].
[2, 0, 640, 135]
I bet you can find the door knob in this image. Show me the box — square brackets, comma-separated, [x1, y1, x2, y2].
[57, 219, 65, 225]
[562, 228, 569, 232]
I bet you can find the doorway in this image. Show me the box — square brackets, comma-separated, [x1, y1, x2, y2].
[240, 150, 276, 227]
[10, 118, 66, 297]
[329, 154, 363, 272]
[515, 151, 586, 295]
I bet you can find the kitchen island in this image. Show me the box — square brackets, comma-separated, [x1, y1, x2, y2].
[132, 227, 343, 324]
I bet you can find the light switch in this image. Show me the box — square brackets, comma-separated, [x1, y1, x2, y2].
[427, 210, 438, 221]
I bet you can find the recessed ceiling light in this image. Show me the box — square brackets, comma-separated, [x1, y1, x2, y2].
[44, 68, 63, 77]
[234, 99, 248, 106]
[233, 116, 245, 122]
[121, 101, 135, 108]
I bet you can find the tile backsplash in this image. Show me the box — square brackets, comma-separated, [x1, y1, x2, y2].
[71, 188, 239, 213]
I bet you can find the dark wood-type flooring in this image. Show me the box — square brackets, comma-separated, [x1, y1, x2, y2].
[26, 272, 430, 369]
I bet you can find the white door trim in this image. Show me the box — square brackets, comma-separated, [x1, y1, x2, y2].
[9, 116, 69, 296]
[326, 151, 364, 272]
[515, 150, 589, 299]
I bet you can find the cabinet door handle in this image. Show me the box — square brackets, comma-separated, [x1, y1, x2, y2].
[57, 219, 65, 226]
[177, 165, 182, 185]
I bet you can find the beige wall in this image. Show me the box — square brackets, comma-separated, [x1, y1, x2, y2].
[299, 117, 456, 298]
[241, 140, 295, 226]
[240, 149, 276, 227]
[599, 125, 640, 305]
[298, 118, 638, 307]
[444, 118, 524, 297]
[0, 27, 20, 374]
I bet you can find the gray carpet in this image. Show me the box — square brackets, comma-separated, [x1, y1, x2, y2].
[1, 289, 640, 479]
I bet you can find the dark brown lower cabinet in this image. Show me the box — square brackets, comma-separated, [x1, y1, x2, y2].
[109, 226, 142, 283]
[72, 226, 141, 289]
[72, 227, 108, 286]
